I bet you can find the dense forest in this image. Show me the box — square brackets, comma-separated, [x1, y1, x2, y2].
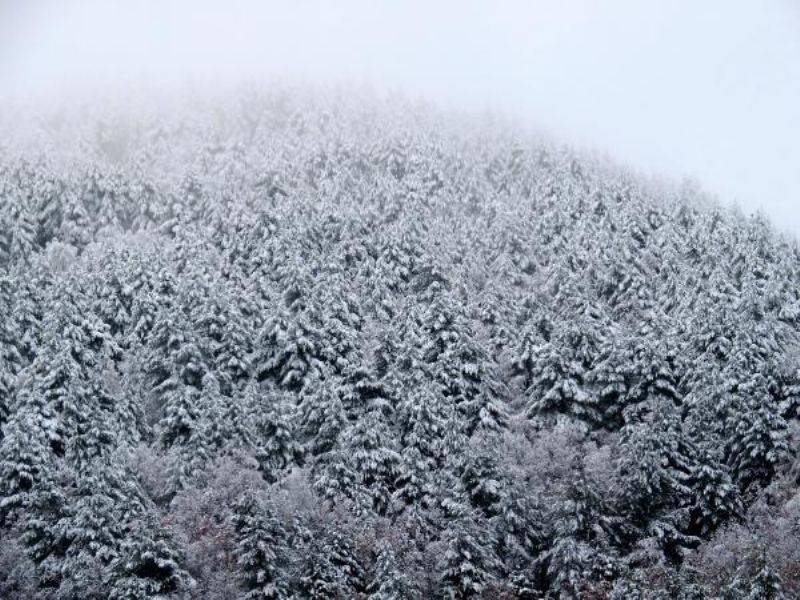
[1, 89, 799, 598]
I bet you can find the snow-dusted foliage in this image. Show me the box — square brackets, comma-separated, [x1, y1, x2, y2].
[1, 88, 799, 597]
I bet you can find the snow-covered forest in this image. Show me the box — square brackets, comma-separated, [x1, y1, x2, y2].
[1, 89, 799, 598]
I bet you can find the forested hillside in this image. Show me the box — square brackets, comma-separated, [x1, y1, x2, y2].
[1, 89, 799, 598]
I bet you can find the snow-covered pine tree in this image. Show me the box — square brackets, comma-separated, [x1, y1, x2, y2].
[296, 524, 366, 599]
[525, 322, 604, 427]
[233, 494, 290, 600]
[367, 543, 417, 600]
[0, 195, 36, 267]
[460, 437, 505, 518]
[437, 517, 498, 599]
[0, 276, 25, 436]
[393, 386, 447, 513]
[253, 387, 303, 482]
[316, 390, 402, 515]
[614, 400, 698, 563]
[252, 312, 324, 391]
[106, 512, 194, 600]
[31, 460, 148, 597]
[0, 409, 55, 523]
[725, 373, 790, 495]
[297, 372, 348, 458]
[193, 281, 253, 395]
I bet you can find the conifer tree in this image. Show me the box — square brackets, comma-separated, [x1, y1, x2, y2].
[317, 400, 402, 515]
[725, 373, 790, 493]
[526, 323, 603, 426]
[233, 495, 290, 600]
[253, 388, 302, 483]
[0, 411, 55, 523]
[438, 517, 497, 599]
[393, 386, 446, 512]
[615, 401, 698, 563]
[253, 312, 324, 390]
[298, 373, 348, 457]
[368, 543, 417, 600]
[0, 276, 24, 435]
[297, 525, 366, 599]
[106, 513, 194, 600]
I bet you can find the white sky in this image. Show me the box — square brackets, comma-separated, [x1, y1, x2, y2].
[2, 0, 799, 233]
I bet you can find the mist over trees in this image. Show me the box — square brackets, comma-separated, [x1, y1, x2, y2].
[1, 88, 799, 598]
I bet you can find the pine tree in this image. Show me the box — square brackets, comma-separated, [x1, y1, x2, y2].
[525, 324, 602, 426]
[393, 386, 446, 512]
[438, 518, 497, 599]
[48, 462, 148, 597]
[159, 381, 202, 450]
[615, 401, 697, 563]
[543, 473, 617, 598]
[0, 197, 36, 266]
[253, 312, 324, 390]
[106, 513, 194, 600]
[0, 276, 24, 436]
[297, 525, 366, 599]
[724, 549, 786, 600]
[368, 544, 417, 600]
[160, 373, 229, 491]
[317, 403, 402, 516]
[253, 388, 302, 483]
[586, 338, 634, 430]
[626, 340, 683, 411]
[193, 283, 253, 394]
[20, 471, 69, 589]
[233, 495, 290, 600]
[416, 291, 506, 434]
[17, 285, 121, 465]
[298, 373, 348, 457]
[460, 438, 505, 517]
[686, 447, 741, 537]
[509, 326, 543, 390]
[0, 411, 55, 523]
[309, 290, 361, 377]
[493, 480, 547, 594]
[725, 374, 790, 494]
[145, 300, 208, 404]
[745, 552, 785, 600]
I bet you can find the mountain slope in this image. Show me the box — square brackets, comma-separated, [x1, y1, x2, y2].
[1, 89, 799, 598]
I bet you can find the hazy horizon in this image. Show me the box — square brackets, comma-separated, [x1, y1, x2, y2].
[2, 0, 799, 233]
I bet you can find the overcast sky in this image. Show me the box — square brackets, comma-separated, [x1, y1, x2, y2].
[2, 0, 799, 233]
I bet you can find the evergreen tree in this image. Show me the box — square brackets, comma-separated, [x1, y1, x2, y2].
[298, 373, 348, 457]
[193, 283, 253, 394]
[297, 525, 366, 599]
[526, 323, 603, 426]
[614, 401, 697, 563]
[686, 447, 741, 537]
[0, 197, 36, 266]
[509, 326, 541, 390]
[368, 544, 417, 600]
[233, 495, 290, 600]
[438, 518, 497, 599]
[745, 553, 785, 600]
[0, 276, 24, 436]
[317, 403, 402, 515]
[45, 462, 147, 597]
[460, 438, 505, 517]
[725, 374, 790, 494]
[543, 473, 617, 597]
[253, 312, 324, 390]
[106, 513, 194, 600]
[393, 386, 447, 512]
[253, 388, 303, 483]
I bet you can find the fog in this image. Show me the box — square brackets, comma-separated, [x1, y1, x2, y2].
[2, 0, 799, 233]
